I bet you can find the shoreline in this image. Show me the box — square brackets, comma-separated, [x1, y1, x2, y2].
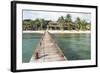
[23, 30, 90, 34]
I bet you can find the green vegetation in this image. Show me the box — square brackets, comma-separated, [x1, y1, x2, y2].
[23, 14, 91, 31]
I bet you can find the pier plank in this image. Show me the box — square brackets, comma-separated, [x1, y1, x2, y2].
[30, 31, 67, 62]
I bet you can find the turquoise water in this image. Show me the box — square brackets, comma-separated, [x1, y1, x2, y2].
[54, 33, 91, 60]
[22, 33, 91, 63]
[22, 33, 42, 63]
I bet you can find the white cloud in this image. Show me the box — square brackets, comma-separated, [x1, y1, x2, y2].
[23, 10, 91, 22]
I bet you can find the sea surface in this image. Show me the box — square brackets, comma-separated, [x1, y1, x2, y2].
[22, 33, 91, 63]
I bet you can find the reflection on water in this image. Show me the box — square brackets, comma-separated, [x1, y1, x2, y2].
[54, 33, 91, 60]
[22, 33, 42, 63]
[22, 33, 91, 63]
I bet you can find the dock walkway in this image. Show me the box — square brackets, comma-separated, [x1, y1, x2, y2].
[30, 31, 67, 62]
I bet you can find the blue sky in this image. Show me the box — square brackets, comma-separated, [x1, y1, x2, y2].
[23, 10, 91, 22]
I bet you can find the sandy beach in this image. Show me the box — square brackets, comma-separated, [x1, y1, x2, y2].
[23, 30, 90, 34]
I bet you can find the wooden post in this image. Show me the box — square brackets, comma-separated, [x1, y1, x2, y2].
[35, 52, 39, 59]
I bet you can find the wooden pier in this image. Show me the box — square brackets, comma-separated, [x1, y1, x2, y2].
[30, 31, 67, 62]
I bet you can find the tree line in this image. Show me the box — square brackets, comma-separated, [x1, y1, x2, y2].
[23, 14, 90, 30]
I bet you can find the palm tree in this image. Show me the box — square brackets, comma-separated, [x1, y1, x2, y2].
[81, 20, 88, 30]
[57, 16, 65, 30]
[65, 14, 72, 30]
[23, 20, 33, 30]
[39, 19, 46, 30]
[75, 17, 89, 30]
[34, 19, 41, 30]
[75, 17, 82, 30]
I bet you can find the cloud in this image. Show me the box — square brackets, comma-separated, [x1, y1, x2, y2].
[70, 13, 91, 22]
[23, 10, 91, 22]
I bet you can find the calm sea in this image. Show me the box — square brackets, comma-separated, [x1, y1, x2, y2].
[22, 33, 91, 63]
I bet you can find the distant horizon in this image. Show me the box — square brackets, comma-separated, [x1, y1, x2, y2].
[23, 10, 91, 23]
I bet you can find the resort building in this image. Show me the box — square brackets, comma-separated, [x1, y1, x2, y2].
[47, 21, 76, 30]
